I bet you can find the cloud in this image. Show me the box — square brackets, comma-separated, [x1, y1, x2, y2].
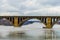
[0, 12, 21, 16]
[0, 0, 19, 12]
[23, 6, 60, 16]
[0, 0, 60, 16]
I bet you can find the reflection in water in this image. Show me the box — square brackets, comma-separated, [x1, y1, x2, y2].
[45, 29, 54, 40]
[0, 29, 60, 40]
[53, 29, 60, 40]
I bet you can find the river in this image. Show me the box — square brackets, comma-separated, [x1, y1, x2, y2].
[0, 28, 60, 40]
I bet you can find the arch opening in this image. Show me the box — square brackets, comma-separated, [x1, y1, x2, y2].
[0, 18, 13, 26]
[21, 18, 46, 28]
[52, 20, 60, 29]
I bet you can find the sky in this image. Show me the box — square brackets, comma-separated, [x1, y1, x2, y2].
[0, 0, 60, 16]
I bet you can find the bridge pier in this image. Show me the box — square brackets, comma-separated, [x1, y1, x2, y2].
[46, 17, 52, 28]
[14, 17, 19, 27]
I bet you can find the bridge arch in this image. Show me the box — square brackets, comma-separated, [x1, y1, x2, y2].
[22, 18, 41, 25]
[52, 20, 60, 28]
[0, 17, 13, 26]
[19, 18, 46, 28]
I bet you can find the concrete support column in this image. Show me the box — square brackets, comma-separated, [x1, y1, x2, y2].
[14, 17, 18, 27]
[46, 17, 52, 28]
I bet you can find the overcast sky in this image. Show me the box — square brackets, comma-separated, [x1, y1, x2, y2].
[0, 0, 60, 16]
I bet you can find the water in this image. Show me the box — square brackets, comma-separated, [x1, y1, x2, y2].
[0, 23, 59, 40]
[0, 29, 60, 40]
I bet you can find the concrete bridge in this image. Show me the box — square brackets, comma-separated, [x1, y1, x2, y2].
[0, 16, 60, 28]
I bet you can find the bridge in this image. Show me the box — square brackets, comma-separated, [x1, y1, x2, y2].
[0, 16, 60, 28]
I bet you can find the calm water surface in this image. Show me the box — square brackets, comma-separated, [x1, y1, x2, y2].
[0, 28, 60, 40]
